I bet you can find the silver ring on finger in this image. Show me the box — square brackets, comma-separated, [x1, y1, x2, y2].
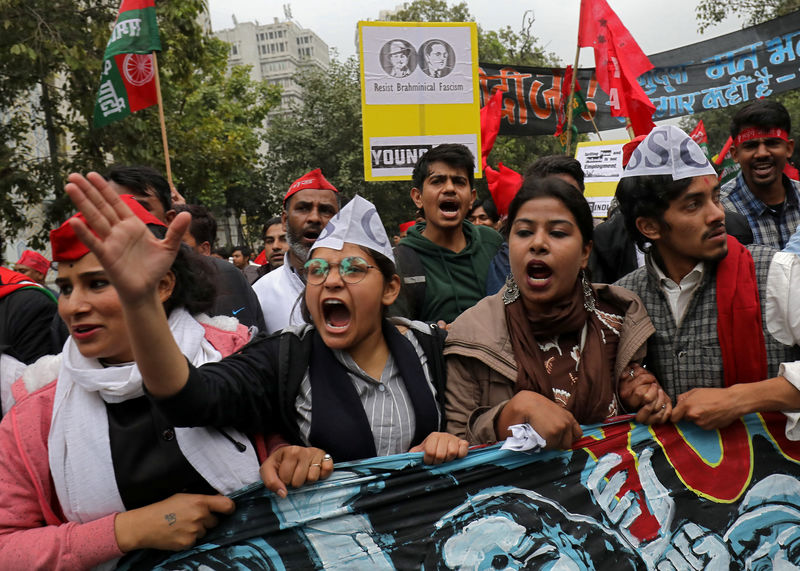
[322, 454, 333, 462]
[310, 463, 321, 468]
[660, 403, 667, 410]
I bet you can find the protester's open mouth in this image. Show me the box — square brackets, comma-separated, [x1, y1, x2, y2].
[322, 299, 351, 331]
[752, 161, 775, 177]
[302, 230, 320, 244]
[526, 260, 553, 288]
[439, 199, 461, 219]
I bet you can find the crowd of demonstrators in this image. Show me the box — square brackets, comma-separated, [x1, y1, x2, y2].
[3, 111, 800, 568]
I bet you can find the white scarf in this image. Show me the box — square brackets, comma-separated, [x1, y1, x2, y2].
[48, 308, 260, 524]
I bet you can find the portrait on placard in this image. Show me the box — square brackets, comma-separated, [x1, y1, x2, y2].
[380, 39, 416, 78]
[361, 24, 474, 106]
[419, 39, 455, 78]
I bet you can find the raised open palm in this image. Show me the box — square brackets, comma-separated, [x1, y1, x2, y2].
[64, 172, 191, 306]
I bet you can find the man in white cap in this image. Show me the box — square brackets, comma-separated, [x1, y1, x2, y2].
[613, 125, 800, 436]
[253, 169, 340, 333]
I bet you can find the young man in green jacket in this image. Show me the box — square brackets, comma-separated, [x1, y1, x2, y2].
[394, 144, 503, 324]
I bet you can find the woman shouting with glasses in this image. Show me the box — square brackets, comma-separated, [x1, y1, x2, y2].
[62, 175, 468, 497]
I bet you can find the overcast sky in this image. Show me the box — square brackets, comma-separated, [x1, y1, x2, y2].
[205, 0, 745, 65]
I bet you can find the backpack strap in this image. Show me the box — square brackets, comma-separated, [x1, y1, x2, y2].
[277, 328, 314, 443]
[392, 244, 427, 320]
[409, 323, 448, 431]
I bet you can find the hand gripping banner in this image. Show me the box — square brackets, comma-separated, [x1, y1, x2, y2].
[121, 413, 800, 569]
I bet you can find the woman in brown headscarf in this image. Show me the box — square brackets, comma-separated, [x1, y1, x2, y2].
[445, 177, 669, 449]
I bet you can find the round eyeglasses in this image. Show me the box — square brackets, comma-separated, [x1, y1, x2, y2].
[304, 256, 377, 285]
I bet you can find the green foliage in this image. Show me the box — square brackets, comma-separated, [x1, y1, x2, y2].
[0, 0, 280, 248]
[696, 0, 800, 32]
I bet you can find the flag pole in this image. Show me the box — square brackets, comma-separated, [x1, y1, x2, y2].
[564, 44, 581, 155]
[151, 52, 175, 192]
[588, 111, 602, 140]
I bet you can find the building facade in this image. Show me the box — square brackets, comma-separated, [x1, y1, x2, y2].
[213, 16, 329, 111]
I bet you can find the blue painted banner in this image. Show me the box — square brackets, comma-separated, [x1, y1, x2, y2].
[120, 412, 800, 570]
[481, 10, 800, 136]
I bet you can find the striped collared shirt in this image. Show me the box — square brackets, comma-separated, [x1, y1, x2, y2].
[295, 329, 435, 456]
[721, 172, 800, 249]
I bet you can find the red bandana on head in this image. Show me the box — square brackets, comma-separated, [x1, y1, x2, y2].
[283, 169, 338, 204]
[16, 250, 50, 275]
[50, 194, 165, 262]
[733, 127, 789, 147]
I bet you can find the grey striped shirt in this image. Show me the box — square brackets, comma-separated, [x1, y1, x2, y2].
[295, 326, 438, 456]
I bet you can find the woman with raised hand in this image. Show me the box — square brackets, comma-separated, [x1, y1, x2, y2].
[62, 174, 467, 484]
[445, 176, 666, 449]
[0, 195, 264, 570]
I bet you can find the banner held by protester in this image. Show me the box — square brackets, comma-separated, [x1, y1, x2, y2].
[121, 413, 800, 570]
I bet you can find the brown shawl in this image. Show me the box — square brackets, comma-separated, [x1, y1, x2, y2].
[506, 280, 616, 423]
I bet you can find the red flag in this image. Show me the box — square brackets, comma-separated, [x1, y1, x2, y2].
[578, 0, 655, 136]
[689, 120, 711, 159]
[689, 120, 708, 145]
[480, 89, 523, 216]
[485, 163, 523, 218]
[480, 89, 505, 170]
[784, 162, 800, 181]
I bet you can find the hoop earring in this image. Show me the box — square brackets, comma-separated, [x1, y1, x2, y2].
[582, 269, 596, 313]
[502, 274, 519, 305]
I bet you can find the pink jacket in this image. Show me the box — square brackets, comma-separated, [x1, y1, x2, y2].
[0, 318, 251, 570]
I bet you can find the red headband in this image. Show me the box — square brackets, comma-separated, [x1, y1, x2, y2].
[733, 127, 789, 147]
[50, 194, 165, 262]
[283, 169, 338, 203]
[15, 250, 50, 275]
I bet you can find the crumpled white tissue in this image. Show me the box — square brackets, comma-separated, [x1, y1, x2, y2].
[500, 423, 546, 452]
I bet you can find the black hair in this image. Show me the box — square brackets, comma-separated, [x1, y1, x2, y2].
[468, 197, 499, 223]
[730, 99, 791, 137]
[173, 203, 217, 248]
[524, 155, 586, 192]
[212, 247, 230, 259]
[105, 165, 172, 213]
[263, 216, 283, 237]
[411, 143, 475, 191]
[615, 174, 694, 250]
[299, 246, 397, 324]
[232, 244, 251, 258]
[146, 225, 216, 316]
[507, 176, 594, 245]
